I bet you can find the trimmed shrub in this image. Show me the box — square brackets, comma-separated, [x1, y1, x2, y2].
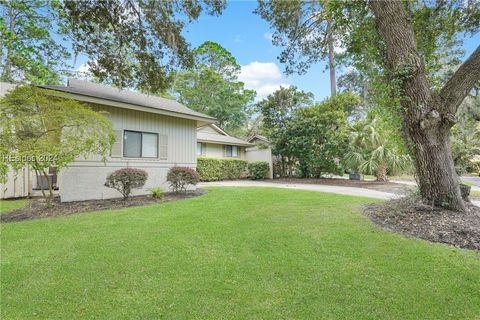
[104, 168, 148, 199]
[167, 166, 200, 193]
[248, 161, 270, 180]
[197, 157, 248, 181]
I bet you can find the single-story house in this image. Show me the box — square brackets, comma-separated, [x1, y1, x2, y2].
[1, 79, 274, 201]
[1, 79, 215, 201]
[196, 126, 274, 179]
[246, 134, 274, 179]
[196, 124, 254, 159]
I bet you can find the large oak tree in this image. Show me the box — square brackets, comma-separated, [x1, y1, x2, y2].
[257, 0, 480, 211]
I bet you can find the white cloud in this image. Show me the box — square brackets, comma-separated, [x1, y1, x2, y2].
[334, 43, 346, 54]
[264, 32, 273, 41]
[74, 62, 94, 80]
[238, 61, 289, 101]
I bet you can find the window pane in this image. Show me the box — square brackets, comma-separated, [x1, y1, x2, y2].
[226, 145, 232, 157]
[232, 146, 238, 157]
[197, 142, 202, 156]
[142, 133, 158, 158]
[124, 131, 141, 157]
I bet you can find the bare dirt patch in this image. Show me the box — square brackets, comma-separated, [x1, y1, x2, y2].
[363, 198, 480, 251]
[1, 189, 206, 223]
[272, 177, 412, 195]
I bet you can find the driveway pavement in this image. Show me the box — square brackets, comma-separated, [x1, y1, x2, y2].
[199, 180, 399, 200]
[462, 175, 480, 188]
[200, 180, 480, 207]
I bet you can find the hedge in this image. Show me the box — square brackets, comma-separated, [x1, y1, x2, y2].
[248, 161, 269, 180]
[197, 157, 248, 181]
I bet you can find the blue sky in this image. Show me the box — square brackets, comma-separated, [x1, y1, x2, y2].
[74, 0, 480, 102]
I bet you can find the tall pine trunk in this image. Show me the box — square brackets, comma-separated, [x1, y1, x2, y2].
[370, 1, 480, 212]
[327, 20, 336, 96]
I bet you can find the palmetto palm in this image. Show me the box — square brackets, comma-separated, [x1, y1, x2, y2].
[345, 118, 411, 181]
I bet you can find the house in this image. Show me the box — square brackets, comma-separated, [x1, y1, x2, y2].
[246, 134, 274, 179]
[196, 125, 274, 179]
[1, 79, 215, 202]
[1, 79, 276, 201]
[196, 124, 253, 159]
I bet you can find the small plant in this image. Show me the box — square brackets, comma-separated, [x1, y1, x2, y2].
[104, 168, 148, 199]
[248, 161, 269, 180]
[149, 187, 165, 199]
[167, 166, 199, 193]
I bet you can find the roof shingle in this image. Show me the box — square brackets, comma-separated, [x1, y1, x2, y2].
[40, 79, 215, 121]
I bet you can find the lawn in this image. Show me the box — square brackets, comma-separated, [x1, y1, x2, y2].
[1, 187, 479, 319]
[0, 198, 28, 215]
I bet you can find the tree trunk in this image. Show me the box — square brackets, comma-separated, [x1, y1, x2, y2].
[375, 163, 388, 182]
[368, 1, 480, 212]
[327, 20, 336, 96]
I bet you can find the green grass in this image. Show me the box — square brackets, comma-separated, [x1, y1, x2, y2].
[0, 198, 28, 214]
[1, 188, 479, 319]
[471, 190, 480, 197]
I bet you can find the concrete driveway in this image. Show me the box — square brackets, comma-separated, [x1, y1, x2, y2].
[462, 175, 480, 188]
[199, 180, 399, 200]
[200, 180, 480, 207]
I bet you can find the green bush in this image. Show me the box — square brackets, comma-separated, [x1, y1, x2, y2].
[167, 167, 200, 193]
[149, 187, 165, 199]
[197, 157, 248, 181]
[248, 161, 269, 180]
[104, 168, 148, 199]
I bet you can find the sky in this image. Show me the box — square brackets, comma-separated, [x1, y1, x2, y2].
[73, 0, 480, 102]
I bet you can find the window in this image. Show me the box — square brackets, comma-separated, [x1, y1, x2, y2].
[197, 142, 205, 156]
[225, 145, 239, 157]
[123, 130, 158, 158]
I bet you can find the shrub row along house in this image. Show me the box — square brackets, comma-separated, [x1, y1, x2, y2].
[0, 79, 272, 202]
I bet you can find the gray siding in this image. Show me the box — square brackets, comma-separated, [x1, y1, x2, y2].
[59, 104, 198, 202]
[99, 105, 197, 164]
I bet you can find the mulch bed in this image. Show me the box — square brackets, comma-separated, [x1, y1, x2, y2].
[1, 189, 207, 223]
[363, 198, 480, 251]
[272, 177, 413, 195]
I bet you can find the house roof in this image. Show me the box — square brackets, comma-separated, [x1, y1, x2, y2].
[208, 123, 229, 136]
[39, 79, 215, 124]
[197, 132, 254, 147]
[197, 124, 253, 147]
[248, 134, 270, 144]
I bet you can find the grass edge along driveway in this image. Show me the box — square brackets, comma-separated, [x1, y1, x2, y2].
[1, 187, 479, 319]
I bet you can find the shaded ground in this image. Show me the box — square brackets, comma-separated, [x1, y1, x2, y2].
[0, 190, 206, 223]
[272, 177, 413, 195]
[364, 198, 480, 251]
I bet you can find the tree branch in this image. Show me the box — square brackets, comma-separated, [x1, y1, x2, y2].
[438, 45, 480, 114]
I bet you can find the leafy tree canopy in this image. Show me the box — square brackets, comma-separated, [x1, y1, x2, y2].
[193, 40, 240, 79]
[288, 92, 358, 177]
[0, 86, 115, 202]
[256, 0, 478, 81]
[173, 41, 255, 135]
[0, 0, 70, 84]
[61, 0, 227, 93]
[257, 85, 314, 130]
